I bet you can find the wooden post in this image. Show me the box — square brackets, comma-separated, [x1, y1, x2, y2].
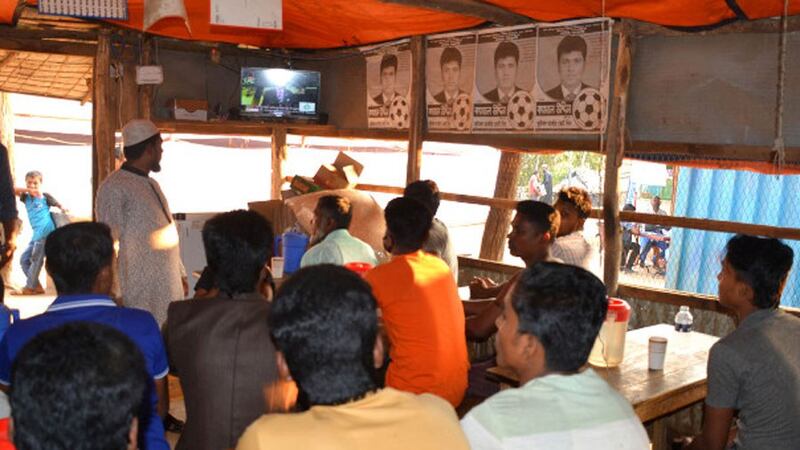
[479, 150, 522, 260]
[406, 35, 425, 185]
[92, 29, 116, 212]
[271, 127, 287, 199]
[0, 92, 13, 174]
[138, 37, 154, 120]
[603, 22, 633, 296]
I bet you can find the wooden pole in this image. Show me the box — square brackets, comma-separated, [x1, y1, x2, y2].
[271, 127, 287, 199]
[139, 37, 154, 120]
[92, 29, 115, 213]
[406, 35, 425, 185]
[603, 22, 633, 296]
[0, 93, 13, 174]
[479, 150, 522, 260]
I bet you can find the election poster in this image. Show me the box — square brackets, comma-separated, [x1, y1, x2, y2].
[425, 31, 477, 133]
[472, 25, 537, 133]
[364, 39, 412, 129]
[533, 18, 612, 133]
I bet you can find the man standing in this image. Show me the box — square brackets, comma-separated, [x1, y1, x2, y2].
[433, 47, 465, 105]
[300, 195, 377, 268]
[365, 197, 469, 407]
[540, 164, 553, 204]
[545, 35, 594, 102]
[95, 119, 185, 326]
[639, 195, 670, 273]
[373, 54, 401, 106]
[482, 42, 523, 105]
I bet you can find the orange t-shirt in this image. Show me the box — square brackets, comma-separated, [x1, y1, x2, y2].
[365, 251, 469, 407]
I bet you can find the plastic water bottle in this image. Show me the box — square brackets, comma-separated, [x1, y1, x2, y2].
[674, 306, 693, 332]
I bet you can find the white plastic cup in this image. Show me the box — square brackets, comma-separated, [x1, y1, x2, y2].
[271, 257, 285, 279]
[648, 336, 668, 370]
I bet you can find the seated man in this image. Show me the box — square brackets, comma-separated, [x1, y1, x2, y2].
[685, 235, 800, 450]
[300, 195, 377, 268]
[0, 222, 169, 450]
[551, 186, 593, 269]
[620, 203, 641, 272]
[461, 263, 649, 449]
[9, 322, 148, 450]
[365, 197, 469, 407]
[466, 201, 561, 341]
[166, 210, 281, 450]
[237, 265, 469, 450]
[403, 180, 458, 277]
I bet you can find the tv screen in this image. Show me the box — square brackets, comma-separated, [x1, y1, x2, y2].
[240, 68, 320, 119]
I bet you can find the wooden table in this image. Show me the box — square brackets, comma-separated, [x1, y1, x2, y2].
[486, 324, 719, 449]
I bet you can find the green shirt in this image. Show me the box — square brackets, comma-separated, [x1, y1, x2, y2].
[300, 229, 378, 268]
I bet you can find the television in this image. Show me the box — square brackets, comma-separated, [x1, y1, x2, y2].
[240, 68, 321, 119]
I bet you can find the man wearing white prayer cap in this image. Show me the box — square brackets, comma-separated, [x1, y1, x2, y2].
[95, 119, 187, 327]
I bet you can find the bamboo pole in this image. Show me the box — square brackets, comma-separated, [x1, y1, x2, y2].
[92, 29, 115, 213]
[479, 151, 522, 260]
[406, 35, 425, 184]
[139, 37, 154, 120]
[271, 127, 288, 199]
[603, 21, 633, 296]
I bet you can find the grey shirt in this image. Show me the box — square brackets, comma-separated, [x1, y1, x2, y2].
[423, 218, 458, 280]
[706, 308, 800, 450]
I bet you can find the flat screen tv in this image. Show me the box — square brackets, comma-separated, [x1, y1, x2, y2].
[240, 68, 320, 119]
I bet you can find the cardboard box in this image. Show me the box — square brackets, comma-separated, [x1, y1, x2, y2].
[289, 175, 321, 195]
[173, 99, 208, 121]
[312, 151, 364, 189]
[248, 200, 298, 236]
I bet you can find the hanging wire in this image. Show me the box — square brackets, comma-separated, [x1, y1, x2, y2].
[771, 0, 789, 175]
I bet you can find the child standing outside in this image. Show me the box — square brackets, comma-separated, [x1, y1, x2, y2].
[13, 171, 64, 295]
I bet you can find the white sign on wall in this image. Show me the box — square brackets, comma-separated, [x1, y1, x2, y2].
[211, 0, 282, 30]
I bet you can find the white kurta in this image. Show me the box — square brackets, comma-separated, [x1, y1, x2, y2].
[96, 169, 184, 325]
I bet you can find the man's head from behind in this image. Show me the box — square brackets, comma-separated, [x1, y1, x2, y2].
[403, 179, 440, 216]
[508, 201, 560, 265]
[45, 222, 114, 296]
[556, 35, 587, 91]
[202, 209, 274, 297]
[270, 265, 381, 407]
[314, 195, 352, 240]
[379, 54, 398, 97]
[493, 41, 519, 92]
[10, 322, 148, 450]
[382, 197, 433, 254]
[554, 187, 592, 236]
[440, 47, 462, 96]
[122, 119, 163, 173]
[719, 234, 794, 310]
[495, 262, 607, 380]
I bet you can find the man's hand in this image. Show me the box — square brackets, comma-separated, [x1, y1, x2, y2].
[469, 277, 498, 299]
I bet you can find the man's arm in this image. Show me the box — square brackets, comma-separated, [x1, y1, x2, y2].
[684, 405, 735, 450]
[465, 302, 501, 341]
[469, 277, 503, 299]
[155, 376, 168, 419]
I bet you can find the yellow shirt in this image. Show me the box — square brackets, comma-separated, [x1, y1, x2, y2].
[236, 388, 469, 450]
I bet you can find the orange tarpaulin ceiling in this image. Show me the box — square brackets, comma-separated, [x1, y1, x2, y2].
[3, 1, 798, 49]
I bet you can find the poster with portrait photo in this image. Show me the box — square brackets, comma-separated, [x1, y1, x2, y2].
[533, 18, 612, 134]
[364, 39, 412, 129]
[472, 25, 537, 133]
[425, 31, 477, 133]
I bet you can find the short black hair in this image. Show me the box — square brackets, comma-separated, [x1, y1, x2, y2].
[384, 197, 432, 251]
[24, 171, 42, 181]
[557, 35, 587, 61]
[623, 203, 636, 211]
[440, 47, 462, 68]
[45, 222, 114, 295]
[403, 179, 440, 215]
[512, 262, 608, 372]
[557, 187, 592, 219]
[494, 41, 519, 66]
[380, 54, 398, 73]
[270, 265, 379, 407]
[725, 234, 794, 309]
[516, 201, 559, 240]
[202, 210, 274, 296]
[123, 134, 159, 161]
[10, 322, 148, 450]
[317, 195, 353, 230]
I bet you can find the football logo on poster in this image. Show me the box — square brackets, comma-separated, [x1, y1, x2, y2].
[533, 18, 612, 133]
[425, 31, 477, 133]
[364, 40, 412, 129]
[472, 25, 537, 133]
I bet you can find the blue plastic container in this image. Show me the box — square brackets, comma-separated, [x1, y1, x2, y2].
[275, 231, 309, 275]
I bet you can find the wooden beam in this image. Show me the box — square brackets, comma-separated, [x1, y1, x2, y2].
[355, 182, 518, 209]
[631, 16, 800, 37]
[407, 35, 426, 184]
[381, 0, 531, 26]
[620, 211, 800, 241]
[628, 141, 800, 165]
[603, 21, 633, 296]
[271, 127, 288, 199]
[479, 151, 521, 260]
[0, 26, 96, 56]
[138, 37, 154, 120]
[426, 131, 600, 153]
[458, 255, 521, 277]
[92, 29, 115, 213]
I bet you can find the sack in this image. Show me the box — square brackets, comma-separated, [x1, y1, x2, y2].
[50, 210, 72, 228]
